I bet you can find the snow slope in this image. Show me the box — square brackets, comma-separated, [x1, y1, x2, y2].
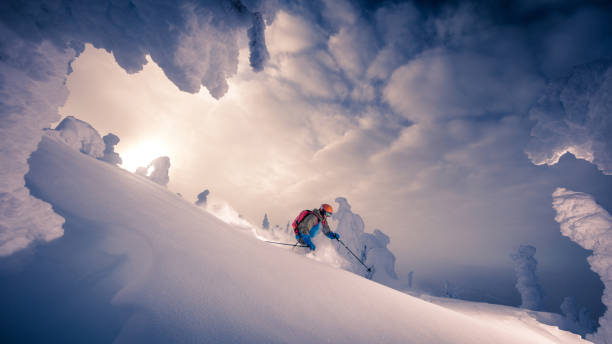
[0, 135, 587, 343]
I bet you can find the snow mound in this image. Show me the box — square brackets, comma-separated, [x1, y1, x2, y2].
[0, 136, 587, 343]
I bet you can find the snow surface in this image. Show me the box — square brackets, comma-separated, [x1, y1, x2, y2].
[0, 135, 588, 343]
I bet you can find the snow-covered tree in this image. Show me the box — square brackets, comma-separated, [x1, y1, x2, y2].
[553, 188, 612, 343]
[46, 116, 105, 158]
[262, 213, 269, 230]
[330, 197, 401, 287]
[196, 189, 210, 206]
[99, 133, 122, 165]
[560, 296, 597, 337]
[510, 245, 544, 311]
[135, 166, 148, 177]
[443, 280, 458, 299]
[135, 156, 171, 186]
[148, 157, 170, 186]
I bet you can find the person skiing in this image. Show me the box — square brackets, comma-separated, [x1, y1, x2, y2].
[294, 203, 340, 251]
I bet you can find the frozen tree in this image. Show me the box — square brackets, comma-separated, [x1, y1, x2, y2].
[99, 133, 122, 165]
[561, 297, 579, 323]
[47, 116, 105, 158]
[196, 190, 210, 206]
[578, 308, 597, 335]
[331, 197, 401, 287]
[135, 156, 171, 186]
[286, 221, 291, 233]
[553, 188, 612, 343]
[560, 296, 597, 337]
[148, 157, 171, 186]
[510, 245, 544, 311]
[407, 271, 414, 289]
[135, 166, 148, 177]
[361, 229, 398, 282]
[247, 12, 269, 72]
[262, 214, 270, 230]
[443, 281, 458, 299]
[526, 59, 612, 175]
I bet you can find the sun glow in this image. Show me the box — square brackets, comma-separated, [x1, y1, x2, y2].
[119, 140, 171, 172]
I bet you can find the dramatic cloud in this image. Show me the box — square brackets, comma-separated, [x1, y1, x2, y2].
[553, 188, 612, 343]
[385, 49, 542, 122]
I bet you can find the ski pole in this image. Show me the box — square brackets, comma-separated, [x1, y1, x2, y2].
[264, 240, 308, 247]
[336, 238, 372, 272]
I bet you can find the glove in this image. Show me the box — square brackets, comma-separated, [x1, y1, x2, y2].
[301, 234, 316, 251]
[326, 232, 340, 240]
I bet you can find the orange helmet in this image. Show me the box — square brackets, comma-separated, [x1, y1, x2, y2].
[320, 203, 333, 216]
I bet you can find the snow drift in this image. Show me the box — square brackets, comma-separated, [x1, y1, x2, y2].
[0, 134, 588, 343]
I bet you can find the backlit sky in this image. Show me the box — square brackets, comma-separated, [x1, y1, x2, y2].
[57, 0, 612, 313]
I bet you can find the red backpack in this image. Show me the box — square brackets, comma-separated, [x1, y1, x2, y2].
[292, 210, 313, 235]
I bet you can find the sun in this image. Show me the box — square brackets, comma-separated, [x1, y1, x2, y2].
[119, 140, 170, 172]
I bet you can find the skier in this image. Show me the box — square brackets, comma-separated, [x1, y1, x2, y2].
[294, 203, 340, 251]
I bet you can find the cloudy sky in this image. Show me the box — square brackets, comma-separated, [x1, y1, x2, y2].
[4, 0, 611, 315]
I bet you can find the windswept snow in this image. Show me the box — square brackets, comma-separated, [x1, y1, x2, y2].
[0, 135, 588, 343]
